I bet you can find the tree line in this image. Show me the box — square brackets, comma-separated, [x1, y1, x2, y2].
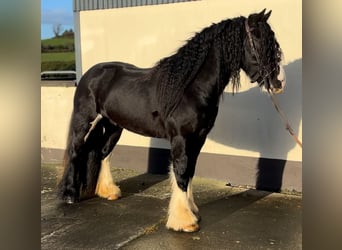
[53, 24, 74, 38]
[41, 43, 74, 53]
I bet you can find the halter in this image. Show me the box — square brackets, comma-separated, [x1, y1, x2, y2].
[245, 19, 260, 65]
[244, 18, 277, 87]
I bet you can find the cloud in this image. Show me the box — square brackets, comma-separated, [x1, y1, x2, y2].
[41, 8, 73, 25]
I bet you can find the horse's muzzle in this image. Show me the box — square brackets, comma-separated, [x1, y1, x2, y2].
[271, 65, 286, 94]
[271, 86, 284, 94]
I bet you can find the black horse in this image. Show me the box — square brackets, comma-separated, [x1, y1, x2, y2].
[58, 9, 285, 232]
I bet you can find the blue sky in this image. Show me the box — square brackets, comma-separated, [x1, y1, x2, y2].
[41, 0, 74, 39]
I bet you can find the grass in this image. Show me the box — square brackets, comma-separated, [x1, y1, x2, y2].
[41, 36, 75, 71]
[41, 52, 75, 62]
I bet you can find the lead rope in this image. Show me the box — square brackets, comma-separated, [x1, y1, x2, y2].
[268, 91, 302, 148]
[245, 19, 302, 148]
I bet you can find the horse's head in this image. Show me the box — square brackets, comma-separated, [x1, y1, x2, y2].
[242, 9, 285, 94]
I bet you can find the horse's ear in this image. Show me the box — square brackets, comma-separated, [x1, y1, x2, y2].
[259, 8, 266, 17]
[263, 10, 272, 22]
[248, 9, 266, 25]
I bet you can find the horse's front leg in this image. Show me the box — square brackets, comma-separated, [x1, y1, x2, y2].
[166, 135, 199, 232]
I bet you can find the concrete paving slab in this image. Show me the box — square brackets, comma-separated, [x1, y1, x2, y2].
[41, 164, 301, 249]
[123, 191, 302, 250]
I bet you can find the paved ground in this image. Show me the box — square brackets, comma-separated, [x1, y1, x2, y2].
[41, 164, 302, 249]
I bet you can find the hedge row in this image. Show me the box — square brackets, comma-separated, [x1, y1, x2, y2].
[41, 61, 75, 71]
[41, 44, 75, 53]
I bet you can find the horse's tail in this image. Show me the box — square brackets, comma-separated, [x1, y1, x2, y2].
[57, 108, 76, 195]
[57, 70, 103, 200]
[81, 116, 106, 198]
[63, 111, 74, 166]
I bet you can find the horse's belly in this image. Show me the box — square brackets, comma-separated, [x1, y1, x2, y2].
[106, 107, 166, 139]
[102, 79, 165, 138]
[124, 124, 165, 138]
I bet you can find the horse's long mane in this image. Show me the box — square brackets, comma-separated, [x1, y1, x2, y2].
[155, 16, 245, 118]
[258, 22, 282, 80]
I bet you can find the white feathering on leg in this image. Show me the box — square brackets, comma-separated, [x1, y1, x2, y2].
[166, 165, 199, 232]
[187, 178, 199, 215]
[95, 155, 121, 200]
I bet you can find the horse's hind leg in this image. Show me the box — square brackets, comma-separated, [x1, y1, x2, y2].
[95, 121, 123, 200]
[95, 155, 122, 200]
[77, 116, 123, 200]
[58, 111, 99, 203]
[79, 115, 107, 199]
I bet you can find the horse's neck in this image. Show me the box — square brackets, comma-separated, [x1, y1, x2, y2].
[191, 46, 232, 101]
[213, 46, 235, 96]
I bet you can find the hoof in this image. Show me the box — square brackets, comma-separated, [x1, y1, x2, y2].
[181, 223, 200, 233]
[58, 189, 79, 204]
[95, 183, 121, 201]
[106, 193, 121, 201]
[167, 223, 200, 233]
[166, 213, 200, 233]
[61, 194, 79, 204]
[65, 196, 75, 204]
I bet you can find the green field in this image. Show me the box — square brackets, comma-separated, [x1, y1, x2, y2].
[41, 52, 75, 62]
[41, 36, 75, 71]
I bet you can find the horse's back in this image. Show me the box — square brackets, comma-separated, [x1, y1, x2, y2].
[79, 61, 150, 86]
[72, 61, 165, 136]
[74, 61, 152, 101]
